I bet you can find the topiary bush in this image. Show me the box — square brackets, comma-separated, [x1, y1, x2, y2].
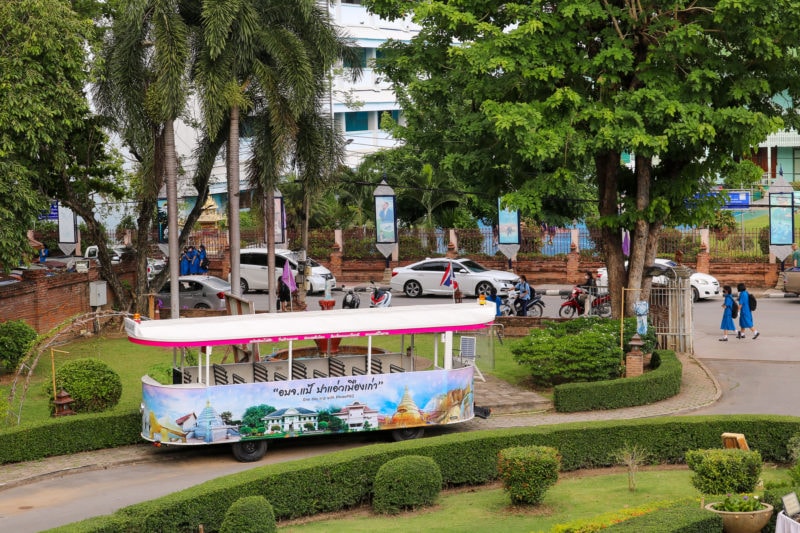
[497, 445, 560, 505]
[685, 448, 762, 495]
[219, 495, 276, 533]
[45, 358, 122, 414]
[372, 455, 442, 514]
[0, 319, 38, 372]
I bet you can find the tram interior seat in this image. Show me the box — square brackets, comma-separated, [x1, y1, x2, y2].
[370, 359, 382, 374]
[329, 358, 345, 377]
[274, 372, 287, 381]
[292, 361, 307, 380]
[232, 373, 245, 384]
[313, 369, 327, 379]
[458, 336, 485, 382]
[253, 362, 269, 382]
[389, 363, 405, 373]
[213, 363, 229, 385]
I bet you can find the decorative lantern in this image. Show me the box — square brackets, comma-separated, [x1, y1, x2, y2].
[54, 389, 76, 417]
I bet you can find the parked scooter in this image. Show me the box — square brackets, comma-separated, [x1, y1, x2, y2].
[341, 285, 361, 309]
[559, 286, 611, 318]
[500, 288, 545, 317]
[369, 280, 392, 308]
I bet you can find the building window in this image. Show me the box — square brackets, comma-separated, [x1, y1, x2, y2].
[345, 111, 369, 132]
[344, 48, 367, 69]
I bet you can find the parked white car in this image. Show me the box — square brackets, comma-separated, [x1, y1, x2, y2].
[596, 258, 720, 301]
[234, 248, 335, 294]
[157, 275, 231, 310]
[390, 257, 519, 298]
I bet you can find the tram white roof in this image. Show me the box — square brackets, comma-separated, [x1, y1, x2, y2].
[125, 303, 496, 347]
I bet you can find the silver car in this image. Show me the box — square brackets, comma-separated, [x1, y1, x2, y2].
[390, 257, 519, 298]
[157, 275, 231, 310]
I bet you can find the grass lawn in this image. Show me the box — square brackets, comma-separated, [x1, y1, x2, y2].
[279, 466, 789, 532]
[1, 329, 534, 425]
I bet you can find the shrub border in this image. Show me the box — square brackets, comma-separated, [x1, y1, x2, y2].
[49, 415, 800, 532]
[553, 349, 681, 412]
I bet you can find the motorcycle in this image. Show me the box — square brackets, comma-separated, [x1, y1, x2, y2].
[500, 288, 545, 317]
[341, 286, 361, 309]
[559, 286, 611, 318]
[369, 280, 392, 308]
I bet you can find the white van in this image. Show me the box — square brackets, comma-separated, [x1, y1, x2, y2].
[235, 248, 335, 294]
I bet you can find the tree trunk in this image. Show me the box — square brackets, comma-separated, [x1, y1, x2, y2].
[165, 119, 180, 319]
[596, 150, 625, 318]
[228, 105, 241, 297]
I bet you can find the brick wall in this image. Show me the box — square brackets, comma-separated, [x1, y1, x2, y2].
[0, 261, 136, 334]
[0, 250, 779, 335]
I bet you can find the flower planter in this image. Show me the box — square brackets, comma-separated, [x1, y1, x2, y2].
[704, 502, 773, 533]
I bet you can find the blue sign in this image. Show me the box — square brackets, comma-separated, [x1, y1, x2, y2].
[37, 201, 58, 221]
[723, 190, 750, 209]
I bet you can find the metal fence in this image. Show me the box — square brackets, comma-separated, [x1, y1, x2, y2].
[82, 224, 778, 263]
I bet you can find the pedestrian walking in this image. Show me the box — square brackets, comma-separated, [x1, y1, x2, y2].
[719, 285, 737, 341]
[736, 282, 759, 339]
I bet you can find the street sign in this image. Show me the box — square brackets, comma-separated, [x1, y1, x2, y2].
[38, 201, 59, 221]
[723, 190, 750, 210]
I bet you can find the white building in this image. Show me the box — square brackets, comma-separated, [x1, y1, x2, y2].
[328, 0, 417, 168]
[166, 1, 418, 214]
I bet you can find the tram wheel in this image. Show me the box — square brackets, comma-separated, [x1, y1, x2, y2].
[231, 440, 268, 462]
[392, 427, 425, 442]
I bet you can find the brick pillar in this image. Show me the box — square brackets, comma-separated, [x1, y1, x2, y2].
[625, 353, 643, 378]
[566, 248, 580, 285]
[446, 242, 457, 258]
[330, 244, 343, 282]
[23, 269, 49, 332]
[696, 245, 710, 274]
[220, 246, 231, 281]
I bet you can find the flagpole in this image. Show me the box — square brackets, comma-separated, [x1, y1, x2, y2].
[451, 260, 455, 302]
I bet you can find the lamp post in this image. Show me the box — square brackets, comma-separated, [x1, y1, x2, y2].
[373, 179, 397, 280]
[265, 188, 284, 314]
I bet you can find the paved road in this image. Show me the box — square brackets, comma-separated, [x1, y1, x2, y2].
[691, 294, 800, 415]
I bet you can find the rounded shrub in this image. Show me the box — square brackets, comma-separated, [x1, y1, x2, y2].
[373, 455, 442, 514]
[497, 445, 560, 505]
[0, 319, 37, 372]
[220, 495, 276, 533]
[46, 358, 122, 414]
[685, 448, 762, 494]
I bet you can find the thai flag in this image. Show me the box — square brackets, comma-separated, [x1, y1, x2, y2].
[440, 261, 458, 289]
[282, 260, 297, 292]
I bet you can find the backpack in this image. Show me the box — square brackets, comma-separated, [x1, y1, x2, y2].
[731, 301, 739, 319]
[748, 293, 757, 311]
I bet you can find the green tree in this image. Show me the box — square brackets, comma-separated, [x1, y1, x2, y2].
[0, 0, 99, 271]
[241, 404, 276, 428]
[367, 0, 800, 316]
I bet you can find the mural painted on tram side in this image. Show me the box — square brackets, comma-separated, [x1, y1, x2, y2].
[142, 367, 474, 445]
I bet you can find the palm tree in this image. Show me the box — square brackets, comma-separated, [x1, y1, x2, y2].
[197, 0, 360, 309]
[95, 0, 192, 318]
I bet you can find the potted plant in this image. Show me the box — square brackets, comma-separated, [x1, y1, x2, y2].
[704, 493, 774, 533]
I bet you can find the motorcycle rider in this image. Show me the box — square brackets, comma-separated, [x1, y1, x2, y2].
[486, 286, 502, 316]
[579, 271, 596, 314]
[514, 275, 532, 317]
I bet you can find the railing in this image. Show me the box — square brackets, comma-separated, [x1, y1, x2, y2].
[34, 224, 787, 264]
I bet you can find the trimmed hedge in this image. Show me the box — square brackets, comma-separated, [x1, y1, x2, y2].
[497, 445, 560, 505]
[553, 349, 682, 412]
[372, 455, 442, 514]
[686, 448, 763, 494]
[50, 415, 800, 532]
[0, 410, 141, 464]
